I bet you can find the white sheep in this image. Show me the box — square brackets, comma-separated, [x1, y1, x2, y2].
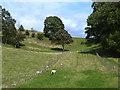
[36, 71, 41, 74]
[51, 70, 56, 75]
[46, 66, 49, 69]
[60, 64, 63, 66]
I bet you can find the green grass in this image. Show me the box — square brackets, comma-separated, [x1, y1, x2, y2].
[17, 70, 117, 88]
[65, 37, 99, 52]
[2, 33, 118, 88]
[103, 57, 118, 66]
[2, 46, 59, 87]
[20, 36, 62, 52]
[17, 52, 118, 88]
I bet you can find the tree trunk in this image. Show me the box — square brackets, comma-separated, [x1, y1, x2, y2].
[62, 43, 64, 51]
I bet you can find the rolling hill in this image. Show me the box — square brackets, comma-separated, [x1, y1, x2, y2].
[2, 31, 118, 88]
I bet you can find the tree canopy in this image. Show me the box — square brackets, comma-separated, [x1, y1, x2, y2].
[51, 29, 73, 51]
[43, 16, 64, 39]
[85, 2, 120, 54]
[19, 25, 25, 31]
[37, 33, 44, 40]
[2, 7, 25, 47]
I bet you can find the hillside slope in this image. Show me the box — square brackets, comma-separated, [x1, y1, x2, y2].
[2, 31, 118, 88]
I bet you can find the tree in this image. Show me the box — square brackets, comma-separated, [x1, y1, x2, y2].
[2, 7, 25, 47]
[25, 30, 29, 36]
[0, 6, 1, 43]
[37, 33, 44, 40]
[51, 29, 73, 51]
[2, 8, 17, 44]
[13, 32, 25, 48]
[31, 32, 35, 38]
[19, 25, 24, 31]
[31, 27, 34, 31]
[43, 16, 64, 39]
[85, 2, 120, 54]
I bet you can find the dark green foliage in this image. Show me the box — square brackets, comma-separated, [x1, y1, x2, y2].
[25, 30, 29, 36]
[37, 33, 44, 40]
[19, 25, 24, 31]
[51, 29, 73, 51]
[13, 32, 25, 48]
[85, 2, 120, 54]
[31, 32, 35, 38]
[2, 7, 25, 47]
[43, 16, 64, 38]
[0, 6, 2, 32]
[102, 31, 120, 54]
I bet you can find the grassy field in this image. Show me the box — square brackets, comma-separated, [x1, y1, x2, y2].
[2, 46, 59, 87]
[17, 52, 118, 88]
[2, 32, 118, 88]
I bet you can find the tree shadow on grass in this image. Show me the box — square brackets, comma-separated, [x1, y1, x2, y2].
[78, 46, 119, 58]
[51, 48, 69, 52]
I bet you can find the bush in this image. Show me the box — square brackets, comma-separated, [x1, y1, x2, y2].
[37, 33, 44, 40]
[31, 33, 35, 38]
[81, 42, 85, 44]
[25, 30, 29, 36]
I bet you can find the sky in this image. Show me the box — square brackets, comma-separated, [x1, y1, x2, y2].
[1, 1, 93, 38]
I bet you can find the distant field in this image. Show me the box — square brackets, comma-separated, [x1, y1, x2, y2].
[2, 32, 118, 88]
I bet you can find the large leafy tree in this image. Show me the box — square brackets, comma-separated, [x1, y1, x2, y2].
[51, 29, 73, 51]
[85, 2, 120, 54]
[43, 16, 64, 39]
[2, 7, 25, 47]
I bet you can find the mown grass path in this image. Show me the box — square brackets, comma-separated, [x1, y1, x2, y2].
[3, 47, 62, 55]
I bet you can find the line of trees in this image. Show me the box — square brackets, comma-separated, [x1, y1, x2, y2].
[85, 2, 120, 54]
[2, 7, 25, 48]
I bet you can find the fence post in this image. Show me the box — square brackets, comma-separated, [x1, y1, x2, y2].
[24, 74, 27, 83]
[30, 72, 33, 80]
[13, 81, 16, 87]
[8, 77, 10, 88]
[17, 75, 20, 85]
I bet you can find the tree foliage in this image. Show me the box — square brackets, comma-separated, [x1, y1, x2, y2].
[2, 7, 25, 47]
[19, 25, 25, 31]
[31, 32, 35, 38]
[25, 30, 29, 36]
[51, 29, 73, 51]
[85, 2, 120, 54]
[37, 33, 44, 40]
[43, 16, 64, 39]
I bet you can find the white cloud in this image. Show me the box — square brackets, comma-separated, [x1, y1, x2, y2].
[62, 18, 77, 30]
[16, 16, 42, 31]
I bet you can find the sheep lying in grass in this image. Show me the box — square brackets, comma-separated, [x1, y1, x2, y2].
[46, 66, 49, 69]
[60, 64, 63, 66]
[36, 71, 42, 74]
[51, 70, 56, 75]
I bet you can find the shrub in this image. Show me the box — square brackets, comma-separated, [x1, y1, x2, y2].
[31, 33, 35, 38]
[37, 33, 44, 40]
[25, 30, 29, 36]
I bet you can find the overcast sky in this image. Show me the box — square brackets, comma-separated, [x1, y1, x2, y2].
[1, 1, 93, 38]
